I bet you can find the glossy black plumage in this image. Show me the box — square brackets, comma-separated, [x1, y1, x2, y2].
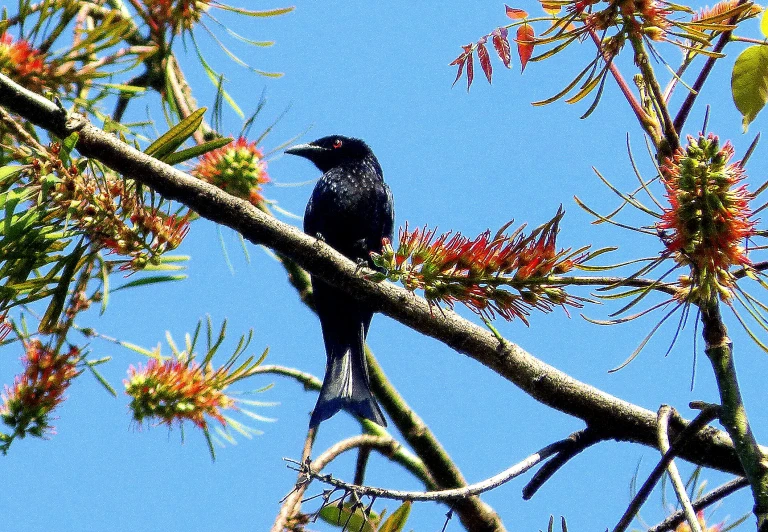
[286, 135, 394, 427]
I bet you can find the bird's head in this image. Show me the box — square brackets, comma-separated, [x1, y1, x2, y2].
[285, 135, 375, 173]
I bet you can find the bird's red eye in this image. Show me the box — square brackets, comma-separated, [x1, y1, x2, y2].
[333, 139, 343, 149]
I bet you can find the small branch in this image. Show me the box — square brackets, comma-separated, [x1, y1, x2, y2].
[657, 406, 701, 532]
[300, 440, 562, 503]
[701, 302, 768, 527]
[273, 433, 401, 532]
[522, 427, 605, 500]
[550, 275, 682, 298]
[271, 426, 317, 532]
[734, 261, 768, 279]
[252, 364, 322, 391]
[672, 0, 748, 133]
[612, 404, 720, 532]
[624, 21, 679, 156]
[647, 476, 750, 532]
[0, 107, 47, 153]
[587, 28, 661, 145]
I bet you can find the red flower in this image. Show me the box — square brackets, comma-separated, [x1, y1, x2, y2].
[0, 341, 80, 441]
[657, 134, 755, 302]
[371, 208, 588, 322]
[193, 137, 271, 207]
[142, 0, 210, 36]
[125, 358, 237, 429]
[0, 33, 51, 92]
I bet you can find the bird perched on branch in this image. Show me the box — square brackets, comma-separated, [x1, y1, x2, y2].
[286, 135, 394, 427]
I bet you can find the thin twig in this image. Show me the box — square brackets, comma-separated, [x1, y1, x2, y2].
[657, 406, 701, 532]
[301, 440, 563, 503]
[612, 404, 720, 532]
[550, 275, 682, 298]
[586, 28, 660, 145]
[271, 426, 318, 532]
[672, 0, 748, 133]
[522, 427, 604, 500]
[647, 476, 749, 532]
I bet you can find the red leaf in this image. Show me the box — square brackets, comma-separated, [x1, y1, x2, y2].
[516, 24, 535, 73]
[450, 55, 466, 87]
[466, 46, 474, 91]
[505, 4, 529, 19]
[491, 27, 511, 68]
[449, 44, 473, 88]
[477, 38, 492, 83]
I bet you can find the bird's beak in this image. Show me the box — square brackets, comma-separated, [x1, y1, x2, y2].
[285, 143, 326, 157]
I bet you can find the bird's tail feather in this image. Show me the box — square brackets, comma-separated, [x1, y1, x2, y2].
[309, 343, 386, 428]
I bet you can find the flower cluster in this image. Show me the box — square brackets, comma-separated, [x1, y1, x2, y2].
[30, 142, 190, 271]
[0, 33, 50, 92]
[657, 134, 755, 304]
[371, 209, 588, 323]
[0, 340, 80, 448]
[143, 0, 210, 36]
[125, 358, 236, 429]
[192, 137, 271, 208]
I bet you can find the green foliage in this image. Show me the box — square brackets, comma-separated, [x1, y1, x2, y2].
[732, 45, 768, 132]
[319, 500, 412, 532]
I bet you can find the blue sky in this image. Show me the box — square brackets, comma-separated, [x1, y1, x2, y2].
[2, 1, 767, 531]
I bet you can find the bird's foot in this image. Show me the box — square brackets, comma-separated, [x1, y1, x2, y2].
[354, 258, 368, 275]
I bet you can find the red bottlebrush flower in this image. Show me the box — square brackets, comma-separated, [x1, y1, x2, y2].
[125, 358, 237, 429]
[371, 208, 589, 322]
[0, 33, 50, 92]
[657, 134, 755, 303]
[143, 0, 210, 36]
[0, 341, 80, 441]
[192, 137, 271, 208]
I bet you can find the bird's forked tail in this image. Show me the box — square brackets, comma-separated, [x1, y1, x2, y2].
[309, 341, 386, 428]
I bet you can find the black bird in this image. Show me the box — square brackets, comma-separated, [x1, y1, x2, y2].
[286, 135, 394, 427]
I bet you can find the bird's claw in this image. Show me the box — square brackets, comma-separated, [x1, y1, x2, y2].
[354, 258, 368, 275]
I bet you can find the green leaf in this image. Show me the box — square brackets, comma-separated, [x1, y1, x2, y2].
[86, 360, 117, 397]
[0, 165, 24, 187]
[98, 83, 147, 94]
[191, 33, 244, 119]
[112, 274, 187, 292]
[39, 243, 87, 333]
[378, 501, 412, 532]
[60, 132, 80, 165]
[318, 503, 376, 532]
[214, 5, 294, 17]
[162, 137, 233, 166]
[144, 108, 207, 160]
[99, 256, 109, 315]
[731, 45, 768, 132]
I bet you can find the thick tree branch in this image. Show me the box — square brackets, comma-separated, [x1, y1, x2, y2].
[0, 72, 755, 479]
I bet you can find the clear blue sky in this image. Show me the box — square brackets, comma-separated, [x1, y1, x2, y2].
[2, 1, 766, 531]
